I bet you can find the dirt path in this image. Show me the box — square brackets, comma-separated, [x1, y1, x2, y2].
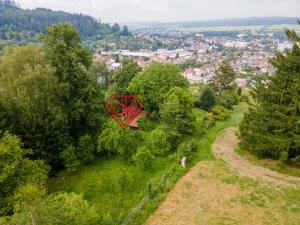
[212, 128, 300, 188]
[145, 128, 300, 225]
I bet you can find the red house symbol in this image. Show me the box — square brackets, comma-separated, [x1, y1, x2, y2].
[105, 94, 144, 128]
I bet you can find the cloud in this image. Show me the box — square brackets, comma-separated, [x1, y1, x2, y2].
[18, 0, 300, 23]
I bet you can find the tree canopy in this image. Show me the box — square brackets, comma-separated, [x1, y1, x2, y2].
[239, 24, 300, 160]
[128, 63, 189, 113]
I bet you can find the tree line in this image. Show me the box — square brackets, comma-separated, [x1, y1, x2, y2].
[0, 0, 130, 40]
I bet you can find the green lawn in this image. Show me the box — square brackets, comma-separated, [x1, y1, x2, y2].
[48, 153, 172, 220]
[48, 103, 248, 224]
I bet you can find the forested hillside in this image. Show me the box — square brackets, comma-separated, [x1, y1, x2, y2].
[0, 0, 129, 39]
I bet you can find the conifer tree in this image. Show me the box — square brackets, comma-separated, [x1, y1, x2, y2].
[239, 22, 300, 160]
[213, 60, 236, 96]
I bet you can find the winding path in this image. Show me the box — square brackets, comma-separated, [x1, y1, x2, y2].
[212, 128, 300, 188]
[145, 128, 300, 225]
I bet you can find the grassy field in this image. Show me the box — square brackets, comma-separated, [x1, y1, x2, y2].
[145, 160, 300, 225]
[48, 103, 247, 224]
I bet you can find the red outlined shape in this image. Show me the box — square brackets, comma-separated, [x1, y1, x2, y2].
[105, 94, 144, 128]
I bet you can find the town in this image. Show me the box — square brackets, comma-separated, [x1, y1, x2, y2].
[94, 28, 292, 88]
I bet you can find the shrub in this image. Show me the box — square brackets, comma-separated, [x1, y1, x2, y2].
[160, 87, 195, 134]
[210, 105, 231, 121]
[176, 140, 198, 162]
[279, 151, 289, 165]
[160, 125, 183, 149]
[199, 86, 216, 110]
[203, 113, 216, 128]
[133, 146, 155, 170]
[145, 129, 171, 155]
[291, 156, 300, 166]
[98, 119, 140, 157]
[138, 118, 156, 131]
[77, 135, 95, 163]
[60, 144, 80, 171]
[218, 91, 238, 109]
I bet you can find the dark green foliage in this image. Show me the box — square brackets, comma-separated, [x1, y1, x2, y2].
[237, 87, 242, 96]
[43, 23, 104, 159]
[240, 24, 300, 160]
[128, 62, 189, 113]
[0, 0, 122, 39]
[114, 62, 141, 93]
[199, 86, 216, 110]
[212, 60, 236, 96]
[77, 135, 95, 163]
[60, 145, 80, 171]
[160, 87, 196, 134]
[0, 45, 68, 165]
[0, 133, 49, 215]
[0, 24, 105, 168]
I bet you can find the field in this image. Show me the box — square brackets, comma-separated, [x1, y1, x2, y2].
[146, 160, 300, 225]
[172, 25, 265, 32]
[170, 24, 300, 33]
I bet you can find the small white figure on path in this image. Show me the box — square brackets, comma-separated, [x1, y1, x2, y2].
[181, 156, 187, 168]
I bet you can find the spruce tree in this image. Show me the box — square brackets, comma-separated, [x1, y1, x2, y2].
[213, 60, 236, 96]
[239, 23, 300, 160]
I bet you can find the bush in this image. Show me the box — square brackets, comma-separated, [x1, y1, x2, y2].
[291, 156, 300, 166]
[218, 92, 238, 109]
[203, 113, 216, 128]
[176, 140, 198, 162]
[77, 135, 95, 163]
[199, 86, 216, 110]
[160, 125, 183, 149]
[160, 87, 195, 134]
[279, 151, 288, 165]
[138, 118, 156, 131]
[133, 146, 155, 170]
[210, 105, 231, 121]
[98, 119, 140, 157]
[145, 129, 171, 155]
[60, 144, 80, 171]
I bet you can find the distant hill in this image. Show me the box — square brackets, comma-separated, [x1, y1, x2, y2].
[129, 17, 299, 30]
[0, 0, 129, 39]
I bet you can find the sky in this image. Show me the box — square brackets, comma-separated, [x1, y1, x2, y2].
[18, 0, 300, 23]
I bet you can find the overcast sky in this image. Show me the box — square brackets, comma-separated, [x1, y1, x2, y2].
[18, 0, 300, 23]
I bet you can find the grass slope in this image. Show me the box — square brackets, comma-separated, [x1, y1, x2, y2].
[48, 103, 248, 224]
